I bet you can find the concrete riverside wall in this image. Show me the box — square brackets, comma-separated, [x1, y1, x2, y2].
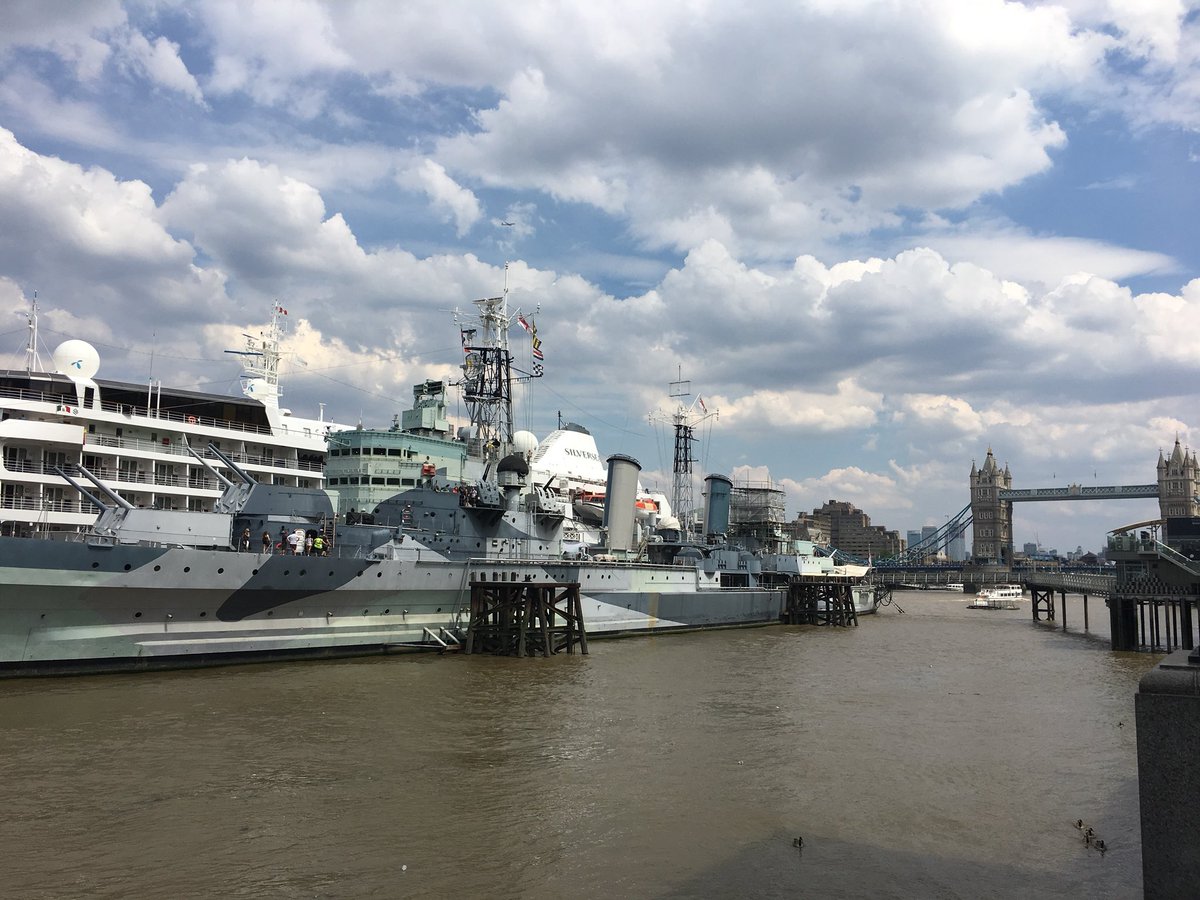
[1136, 650, 1200, 899]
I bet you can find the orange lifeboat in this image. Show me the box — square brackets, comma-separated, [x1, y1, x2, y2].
[635, 498, 659, 518]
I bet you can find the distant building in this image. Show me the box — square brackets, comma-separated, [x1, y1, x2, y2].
[906, 529, 921, 552]
[947, 532, 967, 562]
[790, 510, 831, 546]
[801, 500, 902, 560]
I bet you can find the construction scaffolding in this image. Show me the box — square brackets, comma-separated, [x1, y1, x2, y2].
[727, 480, 788, 553]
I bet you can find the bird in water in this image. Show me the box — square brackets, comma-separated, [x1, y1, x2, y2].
[792, 836, 804, 848]
[1095, 840, 1107, 852]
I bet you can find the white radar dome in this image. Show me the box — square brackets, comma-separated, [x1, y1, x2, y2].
[52, 340, 101, 381]
[512, 430, 539, 454]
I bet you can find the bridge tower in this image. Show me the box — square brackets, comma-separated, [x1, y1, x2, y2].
[1157, 438, 1200, 521]
[970, 448, 1013, 564]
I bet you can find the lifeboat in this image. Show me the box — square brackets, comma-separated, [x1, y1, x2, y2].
[572, 490, 605, 524]
[634, 498, 659, 518]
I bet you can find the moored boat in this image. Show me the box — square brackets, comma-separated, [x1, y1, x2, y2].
[0, 287, 787, 676]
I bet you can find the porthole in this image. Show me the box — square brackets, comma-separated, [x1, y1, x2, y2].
[357, 571, 364, 577]
[328, 571, 334, 576]
[436, 607, 442, 613]
[217, 568, 225, 574]
[154, 565, 161, 572]
[377, 572, 383, 578]
[183, 566, 191, 573]
[123, 564, 132, 571]
[384, 608, 390, 614]
[134, 612, 142, 618]
[199, 611, 207, 618]
[363, 608, 369, 615]
[284, 570, 290, 576]
[91, 562, 99, 569]
[252, 569, 258, 575]
[267, 610, 274, 616]
[300, 569, 307, 576]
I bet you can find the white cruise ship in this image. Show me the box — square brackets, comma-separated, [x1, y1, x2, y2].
[1, 303, 338, 538]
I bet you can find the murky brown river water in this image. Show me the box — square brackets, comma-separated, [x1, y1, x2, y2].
[0, 592, 1159, 898]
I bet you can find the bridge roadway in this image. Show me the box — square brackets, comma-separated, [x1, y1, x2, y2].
[998, 484, 1157, 502]
[871, 569, 1114, 597]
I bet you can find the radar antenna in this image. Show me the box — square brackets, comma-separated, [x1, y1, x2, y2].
[650, 367, 718, 541]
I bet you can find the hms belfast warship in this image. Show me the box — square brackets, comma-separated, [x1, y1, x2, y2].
[0, 287, 785, 676]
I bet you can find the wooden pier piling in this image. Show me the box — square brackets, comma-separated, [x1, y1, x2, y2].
[464, 581, 587, 656]
[782, 580, 859, 627]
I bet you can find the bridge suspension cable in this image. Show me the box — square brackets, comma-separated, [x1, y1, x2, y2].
[878, 504, 974, 566]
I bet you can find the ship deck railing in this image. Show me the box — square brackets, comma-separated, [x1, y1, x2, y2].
[2, 442, 323, 476]
[0, 382, 280, 436]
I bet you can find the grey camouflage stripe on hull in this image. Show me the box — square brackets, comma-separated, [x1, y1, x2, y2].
[217, 557, 384, 620]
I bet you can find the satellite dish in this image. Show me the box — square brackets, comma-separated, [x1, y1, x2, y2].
[52, 340, 101, 381]
[52, 339, 102, 409]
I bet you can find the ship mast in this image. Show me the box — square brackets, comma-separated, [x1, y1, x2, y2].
[654, 368, 718, 542]
[23, 291, 44, 374]
[456, 268, 516, 466]
[226, 302, 288, 408]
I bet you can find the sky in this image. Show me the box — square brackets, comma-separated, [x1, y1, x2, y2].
[1, 0, 1199, 556]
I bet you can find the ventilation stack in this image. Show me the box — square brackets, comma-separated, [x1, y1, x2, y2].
[704, 474, 733, 542]
[604, 454, 641, 556]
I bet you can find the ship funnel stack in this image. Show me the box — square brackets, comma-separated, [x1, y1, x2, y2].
[604, 454, 641, 557]
[704, 474, 733, 543]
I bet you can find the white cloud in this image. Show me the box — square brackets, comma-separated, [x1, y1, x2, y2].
[924, 225, 1177, 286]
[402, 159, 483, 237]
[119, 30, 205, 104]
[0, 127, 216, 297]
[0, 0, 124, 79]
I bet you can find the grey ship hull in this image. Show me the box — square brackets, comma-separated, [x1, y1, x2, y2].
[0, 537, 784, 676]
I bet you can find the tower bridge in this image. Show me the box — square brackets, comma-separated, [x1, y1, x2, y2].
[969, 438, 1199, 566]
[884, 438, 1196, 568]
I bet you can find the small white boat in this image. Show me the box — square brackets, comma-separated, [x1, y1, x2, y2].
[968, 584, 1023, 610]
[930, 582, 965, 592]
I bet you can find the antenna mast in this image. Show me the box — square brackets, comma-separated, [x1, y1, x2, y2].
[225, 302, 288, 408]
[23, 291, 44, 374]
[456, 266, 516, 465]
[652, 367, 718, 542]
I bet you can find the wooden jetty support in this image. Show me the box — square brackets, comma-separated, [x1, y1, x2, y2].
[464, 580, 587, 657]
[782, 579, 859, 627]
